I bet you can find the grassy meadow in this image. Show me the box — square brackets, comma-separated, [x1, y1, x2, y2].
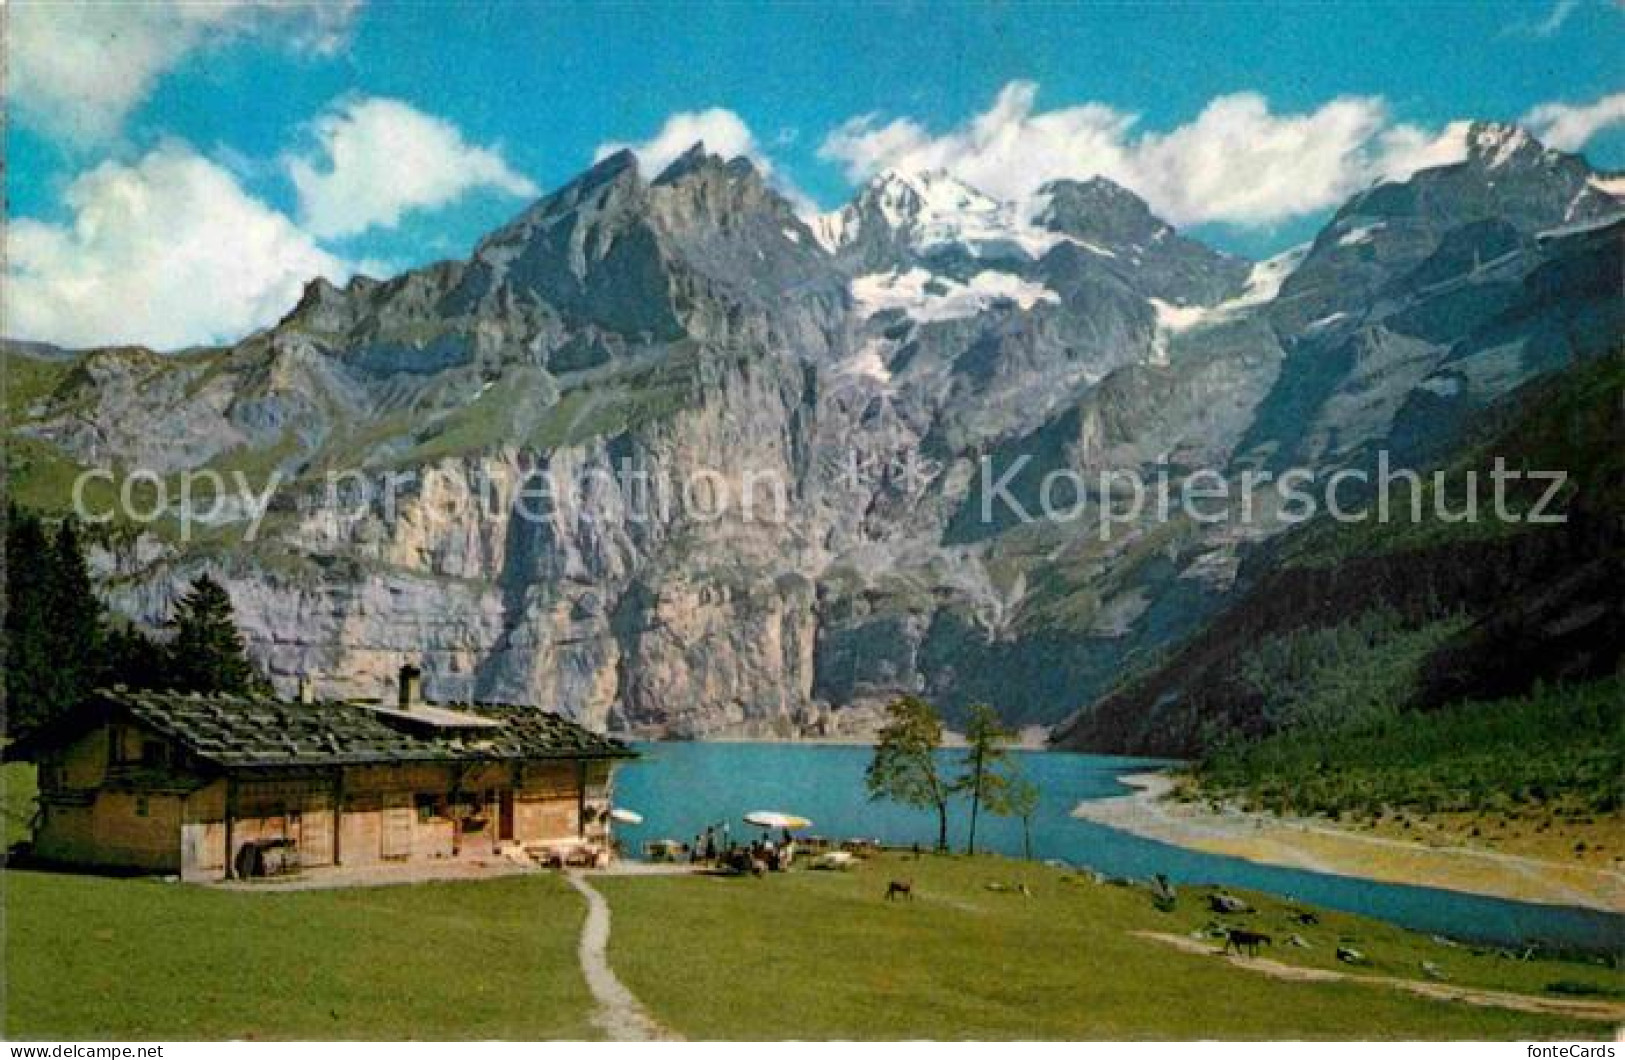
[4, 759, 1621, 1040]
[598, 855, 1620, 1040]
[4, 870, 596, 1040]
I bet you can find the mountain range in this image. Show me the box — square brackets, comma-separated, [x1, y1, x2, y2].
[6, 120, 1622, 742]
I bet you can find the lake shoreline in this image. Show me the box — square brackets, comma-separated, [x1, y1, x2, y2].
[1072, 771, 1625, 914]
[614, 727, 1054, 750]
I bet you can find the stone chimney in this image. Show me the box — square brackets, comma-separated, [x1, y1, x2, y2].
[297, 675, 314, 705]
[398, 664, 422, 711]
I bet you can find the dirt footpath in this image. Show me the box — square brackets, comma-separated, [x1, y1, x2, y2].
[566, 872, 683, 1041]
[1135, 931, 1625, 1023]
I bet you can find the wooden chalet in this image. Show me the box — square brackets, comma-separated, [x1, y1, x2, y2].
[9, 666, 637, 881]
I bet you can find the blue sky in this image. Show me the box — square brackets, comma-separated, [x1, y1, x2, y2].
[7, 1, 1624, 349]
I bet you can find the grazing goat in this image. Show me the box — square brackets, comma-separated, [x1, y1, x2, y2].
[1224, 928, 1274, 956]
[885, 879, 914, 901]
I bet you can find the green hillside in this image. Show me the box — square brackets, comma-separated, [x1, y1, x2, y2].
[1056, 353, 1624, 760]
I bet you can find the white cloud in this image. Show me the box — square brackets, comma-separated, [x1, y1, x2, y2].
[819, 82, 1480, 229]
[5, 143, 349, 350]
[1522, 92, 1625, 152]
[595, 108, 772, 178]
[288, 97, 538, 239]
[822, 115, 937, 182]
[1130, 94, 1391, 226]
[7, 1, 362, 144]
[1371, 122, 1473, 181]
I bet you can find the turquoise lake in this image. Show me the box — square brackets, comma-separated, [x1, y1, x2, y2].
[615, 742, 1624, 953]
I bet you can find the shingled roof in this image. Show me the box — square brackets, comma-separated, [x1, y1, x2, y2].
[32, 688, 635, 771]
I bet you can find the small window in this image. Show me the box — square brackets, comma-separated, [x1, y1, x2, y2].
[415, 794, 441, 822]
[135, 796, 149, 818]
[139, 740, 170, 767]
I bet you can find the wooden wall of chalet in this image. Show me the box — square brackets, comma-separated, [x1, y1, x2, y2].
[33, 721, 620, 881]
[180, 758, 616, 880]
[36, 792, 183, 872]
[34, 728, 184, 872]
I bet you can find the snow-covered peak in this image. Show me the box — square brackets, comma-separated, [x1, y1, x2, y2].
[1465, 122, 1543, 170]
[864, 168, 1005, 231]
[818, 168, 1062, 260]
[1468, 122, 1527, 159]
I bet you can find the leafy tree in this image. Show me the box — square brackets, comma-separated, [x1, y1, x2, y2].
[955, 703, 1012, 855]
[866, 695, 951, 852]
[991, 772, 1041, 860]
[166, 575, 264, 696]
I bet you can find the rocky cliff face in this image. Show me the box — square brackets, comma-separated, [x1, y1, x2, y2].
[7, 123, 1622, 739]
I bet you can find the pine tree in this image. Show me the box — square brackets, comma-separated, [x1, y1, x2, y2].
[5, 505, 194, 741]
[866, 695, 952, 852]
[4, 505, 59, 733]
[3, 508, 108, 735]
[48, 518, 102, 704]
[167, 575, 264, 696]
[102, 622, 167, 690]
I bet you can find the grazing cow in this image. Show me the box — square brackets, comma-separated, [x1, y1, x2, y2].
[885, 879, 914, 901]
[1224, 928, 1274, 956]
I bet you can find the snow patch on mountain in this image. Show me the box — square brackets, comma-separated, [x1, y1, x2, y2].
[1338, 224, 1384, 247]
[850, 268, 1060, 323]
[1587, 174, 1625, 197]
[1141, 242, 1309, 354]
[1306, 311, 1350, 331]
[1237, 244, 1309, 305]
[1148, 298, 1210, 332]
[1470, 123, 1532, 169]
[811, 209, 855, 253]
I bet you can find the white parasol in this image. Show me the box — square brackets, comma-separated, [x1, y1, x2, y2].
[743, 811, 812, 830]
